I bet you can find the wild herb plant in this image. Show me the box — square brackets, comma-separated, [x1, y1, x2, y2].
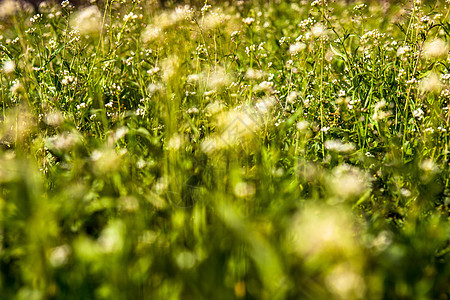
[0, 0, 449, 299]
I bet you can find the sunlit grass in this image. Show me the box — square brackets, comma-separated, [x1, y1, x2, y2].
[0, 0, 449, 299]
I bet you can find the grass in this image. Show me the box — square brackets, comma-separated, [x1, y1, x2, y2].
[0, 0, 449, 299]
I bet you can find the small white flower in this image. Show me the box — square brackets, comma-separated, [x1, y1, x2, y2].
[76, 102, 87, 110]
[234, 181, 256, 198]
[311, 23, 325, 37]
[420, 159, 438, 173]
[412, 108, 424, 119]
[123, 12, 138, 22]
[396, 45, 410, 56]
[71, 6, 102, 36]
[289, 42, 306, 55]
[324, 140, 355, 154]
[147, 66, 160, 75]
[49, 245, 71, 267]
[135, 108, 145, 116]
[258, 81, 273, 91]
[321, 126, 330, 133]
[296, 120, 309, 131]
[242, 17, 255, 25]
[2, 60, 15, 74]
[420, 72, 442, 93]
[245, 68, 263, 80]
[423, 39, 449, 58]
[287, 91, 298, 104]
[187, 106, 199, 114]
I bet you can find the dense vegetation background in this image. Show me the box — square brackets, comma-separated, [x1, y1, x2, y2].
[0, 0, 449, 298]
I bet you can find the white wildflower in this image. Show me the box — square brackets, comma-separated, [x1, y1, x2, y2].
[245, 68, 263, 80]
[255, 97, 275, 114]
[205, 101, 224, 115]
[287, 91, 298, 104]
[328, 164, 371, 201]
[234, 181, 256, 198]
[296, 120, 309, 131]
[10, 81, 23, 94]
[324, 140, 355, 154]
[311, 23, 325, 37]
[242, 17, 255, 25]
[47, 132, 81, 151]
[71, 6, 102, 36]
[372, 100, 391, 121]
[420, 72, 442, 93]
[123, 12, 138, 22]
[161, 55, 181, 81]
[0, 0, 20, 18]
[396, 45, 410, 56]
[207, 67, 232, 90]
[325, 264, 365, 299]
[141, 25, 162, 43]
[423, 38, 449, 58]
[167, 134, 185, 151]
[412, 108, 424, 119]
[187, 73, 200, 83]
[400, 188, 411, 198]
[111, 127, 128, 141]
[76, 103, 87, 110]
[201, 3, 211, 15]
[156, 7, 189, 29]
[186, 106, 199, 114]
[147, 66, 160, 75]
[419, 159, 438, 173]
[97, 221, 125, 254]
[203, 12, 221, 30]
[290, 204, 359, 260]
[257, 81, 273, 92]
[2, 60, 15, 74]
[289, 42, 306, 55]
[49, 245, 71, 267]
[45, 111, 64, 126]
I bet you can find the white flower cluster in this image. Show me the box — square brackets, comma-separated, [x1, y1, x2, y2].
[242, 17, 255, 25]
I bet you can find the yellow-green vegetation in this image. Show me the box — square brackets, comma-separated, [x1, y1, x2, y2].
[0, 0, 449, 298]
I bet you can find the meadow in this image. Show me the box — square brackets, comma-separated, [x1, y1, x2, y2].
[0, 0, 449, 298]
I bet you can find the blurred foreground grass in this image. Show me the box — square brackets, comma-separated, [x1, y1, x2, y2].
[0, 0, 449, 299]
